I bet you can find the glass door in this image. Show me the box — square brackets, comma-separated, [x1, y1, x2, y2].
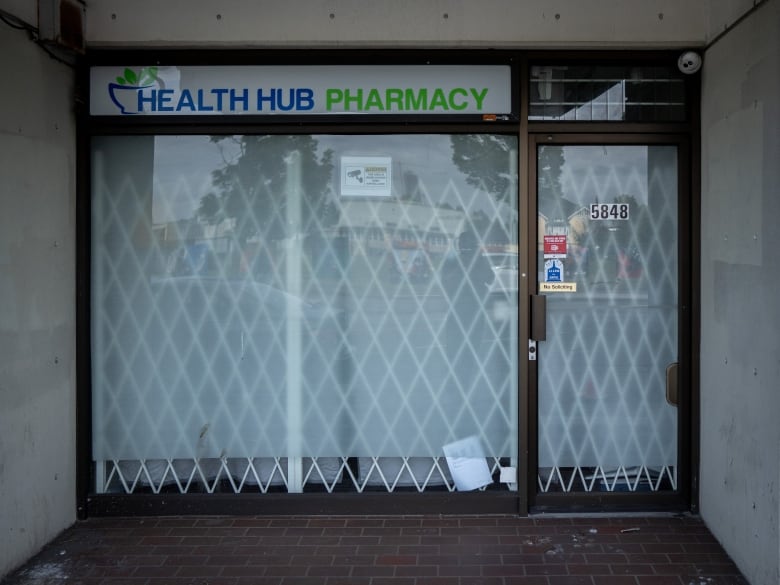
[531, 138, 688, 502]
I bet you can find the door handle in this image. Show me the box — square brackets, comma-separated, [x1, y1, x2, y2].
[665, 362, 679, 406]
[530, 294, 546, 341]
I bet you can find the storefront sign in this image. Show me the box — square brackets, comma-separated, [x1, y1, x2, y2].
[90, 65, 512, 116]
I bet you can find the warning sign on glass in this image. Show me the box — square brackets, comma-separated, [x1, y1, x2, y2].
[543, 235, 567, 258]
[340, 156, 392, 197]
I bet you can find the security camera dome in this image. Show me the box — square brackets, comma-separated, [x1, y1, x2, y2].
[678, 51, 702, 74]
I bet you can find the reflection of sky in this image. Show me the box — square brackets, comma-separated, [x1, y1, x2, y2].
[152, 134, 518, 224]
[559, 145, 650, 206]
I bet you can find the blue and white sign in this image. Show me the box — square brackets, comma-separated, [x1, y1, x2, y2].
[544, 259, 564, 283]
[90, 65, 512, 117]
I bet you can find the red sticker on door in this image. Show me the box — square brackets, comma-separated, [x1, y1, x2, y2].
[543, 235, 567, 258]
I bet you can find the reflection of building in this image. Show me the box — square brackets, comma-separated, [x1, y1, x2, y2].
[336, 199, 466, 253]
[538, 207, 589, 245]
[153, 216, 236, 246]
[539, 209, 577, 246]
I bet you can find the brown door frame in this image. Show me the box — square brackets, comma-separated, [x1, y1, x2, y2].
[524, 132, 695, 513]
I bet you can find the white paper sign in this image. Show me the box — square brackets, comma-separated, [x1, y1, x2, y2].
[443, 436, 492, 491]
[340, 156, 392, 197]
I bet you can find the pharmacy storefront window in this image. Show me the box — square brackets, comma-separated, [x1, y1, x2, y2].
[88, 64, 520, 497]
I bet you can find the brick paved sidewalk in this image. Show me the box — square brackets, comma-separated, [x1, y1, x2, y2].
[1, 514, 748, 585]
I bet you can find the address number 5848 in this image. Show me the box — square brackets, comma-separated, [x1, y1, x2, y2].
[590, 203, 630, 220]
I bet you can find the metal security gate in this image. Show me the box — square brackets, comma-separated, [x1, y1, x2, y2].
[89, 133, 520, 499]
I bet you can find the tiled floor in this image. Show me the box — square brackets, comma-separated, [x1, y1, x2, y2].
[2, 514, 748, 585]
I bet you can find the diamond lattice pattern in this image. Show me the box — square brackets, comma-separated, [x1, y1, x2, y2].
[91, 134, 519, 493]
[537, 145, 678, 493]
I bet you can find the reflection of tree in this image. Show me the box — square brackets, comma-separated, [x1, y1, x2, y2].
[198, 136, 336, 241]
[537, 145, 566, 219]
[450, 135, 519, 245]
[618, 194, 651, 249]
[587, 194, 650, 281]
[450, 135, 515, 203]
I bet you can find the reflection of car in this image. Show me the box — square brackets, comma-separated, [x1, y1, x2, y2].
[484, 253, 518, 271]
[150, 276, 343, 360]
[152, 275, 335, 313]
[484, 253, 518, 294]
[166, 242, 213, 276]
[391, 248, 431, 281]
[617, 247, 643, 279]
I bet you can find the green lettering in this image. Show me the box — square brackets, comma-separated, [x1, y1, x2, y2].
[364, 89, 384, 111]
[448, 88, 468, 110]
[343, 89, 363, 111]
[326, 89, 343, 111]
[470, 88, 488, 110]
[325, 86, 489, 112]
[429, 89, 448, 110]
[405, 88, 427, 111]
[385, 88, 403, 111]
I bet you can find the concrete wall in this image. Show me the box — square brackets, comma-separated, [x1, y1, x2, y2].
[85, 0, 707, 47]
[0, 13, 78, 580]
[700, 1, 780, 584]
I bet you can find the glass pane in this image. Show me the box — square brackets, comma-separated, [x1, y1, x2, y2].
[536, 145, 678, 493]
[91, 134, 519, 493]
[529, 65, 687, 122]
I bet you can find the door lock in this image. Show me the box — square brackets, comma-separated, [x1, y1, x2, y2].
[528, 339, 537, 361]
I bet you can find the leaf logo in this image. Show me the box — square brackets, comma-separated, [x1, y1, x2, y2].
[108, 67, 161, 114]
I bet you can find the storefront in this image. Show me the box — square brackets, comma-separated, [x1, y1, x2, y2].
[80, 50, 697, 515]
